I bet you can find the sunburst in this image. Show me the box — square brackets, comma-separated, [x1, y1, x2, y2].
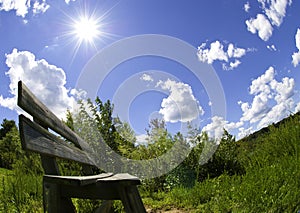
[59, 2, 118, 64]
[73, 15, 102, 44]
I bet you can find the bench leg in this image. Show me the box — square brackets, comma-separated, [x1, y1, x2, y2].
[118, 185, 146, 213]
[94, 200, 113, 213]
[43, 181, 75, 213]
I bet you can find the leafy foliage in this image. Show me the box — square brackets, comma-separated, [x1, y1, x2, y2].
[0, 100, 299, 212]
[0, 120, 22, 169]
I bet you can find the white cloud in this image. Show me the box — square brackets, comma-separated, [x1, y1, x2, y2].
[202, 116, 226, 141]
[239, 66, 296, 129]
[227, 43, 246, 58]
[292, 28, 300, 67]
[240, 67, 274, 123]
[245, 14, 273, 41]
[239, 92, 270, 124]
[270, 77, 294, 103]
[0, 49, 78, 119]
[156, 79, 204, 123]
[140, 73, 154, 82]
[258, 98, 294, 129]
[245, 0, 292, 41]
[197, 41, 228, 64]
[0, 0, 49, 17]
[238, 126, 253, 139]
[244, 2, 250, 12]
[230, 60, 242, 69]
[201, 116, 243, 142]
[264, 0, 292, 27]
[295, 102, 300, 113]
[203, 66, 298, 140]
[32, 0, 49, 15]
[249, 66, 274, 95]
[65, 0, 76, 4]
[197, 41, 246, 70]
[223, 60, 242, 71]
[135, 134, 148, 146]
[0, 0, 30, 17]
[267, 44, 277, 51]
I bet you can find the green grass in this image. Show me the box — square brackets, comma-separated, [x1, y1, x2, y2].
[0, 113, 299, 212]
[143, 113, 300, 212]
[0, 165, 43, 212]
[0, 167, 13, 179]
[143, 155, 299, 212]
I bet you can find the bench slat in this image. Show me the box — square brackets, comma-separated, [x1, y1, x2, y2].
[44, 173, 114, 186]
[19, 114, 96, 167]
[17, 81, 91, 152]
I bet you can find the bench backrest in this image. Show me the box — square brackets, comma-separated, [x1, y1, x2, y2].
[18, 81, 97, 174]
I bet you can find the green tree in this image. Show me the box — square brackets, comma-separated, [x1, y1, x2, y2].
[0, 121, 22, 169]
[93, 97, 120, 153]
[113, 116, 136, 157]
[197, 129, 244, 181]
[145, 118, 173, 158]
[0, 119, 16, 140]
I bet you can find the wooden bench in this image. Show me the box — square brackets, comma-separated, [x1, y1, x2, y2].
[17, 81, 146, 213]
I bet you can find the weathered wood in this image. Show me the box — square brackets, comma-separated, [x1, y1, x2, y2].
[95, 200, 113, 213]
[19, 114, 96, 166]
[118, 185, 146, 213]
[44, 173, 114, 186]
[17, 81, 146, 213]
[43, 181, 75, 213]
[18, 81, 91, 152]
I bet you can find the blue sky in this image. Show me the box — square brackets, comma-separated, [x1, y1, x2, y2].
[0, 0, 299, 142]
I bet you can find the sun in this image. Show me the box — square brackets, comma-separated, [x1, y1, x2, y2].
[73, 15, 101, 43]
[60, 2, 118, 63]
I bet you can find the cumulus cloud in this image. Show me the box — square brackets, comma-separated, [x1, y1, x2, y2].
[201, 116, 243, 142]
[246, 14, 273, 41]
[0, 49, 78, 119]
[239, 66, 296, 129]
[292, 28, 300, 67]
[140, 73, 154, 82]
[202, 66, 299, 140]
[156, 79, 204, 123]
[197, 41, 228, 64]
[197, 41, 246, 70]
[238, 126, 253, 139]
[264, 0, 292, 27]
[245, 0, 292, 41]
[0, 0, 50, 17]
[227, 43, 246, 58]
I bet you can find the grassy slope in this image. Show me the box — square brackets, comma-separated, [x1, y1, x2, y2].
[145, 113, 300, 212]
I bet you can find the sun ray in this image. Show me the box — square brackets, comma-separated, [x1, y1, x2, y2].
[54, 1, 120, 66]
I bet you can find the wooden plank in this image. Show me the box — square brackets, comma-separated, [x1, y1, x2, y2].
[60, 184, 120, 200]
[34, 117, 61, 176]
[96, 173, 141, 183]
[19, 114, 96, 166]
[17, 81, 91, 152]
[44, 173, 114, 186]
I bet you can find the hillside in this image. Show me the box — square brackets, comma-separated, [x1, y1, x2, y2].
[0, 112, 299, 212]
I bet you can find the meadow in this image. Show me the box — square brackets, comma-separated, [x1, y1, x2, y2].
[0, 106, 299, 212]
